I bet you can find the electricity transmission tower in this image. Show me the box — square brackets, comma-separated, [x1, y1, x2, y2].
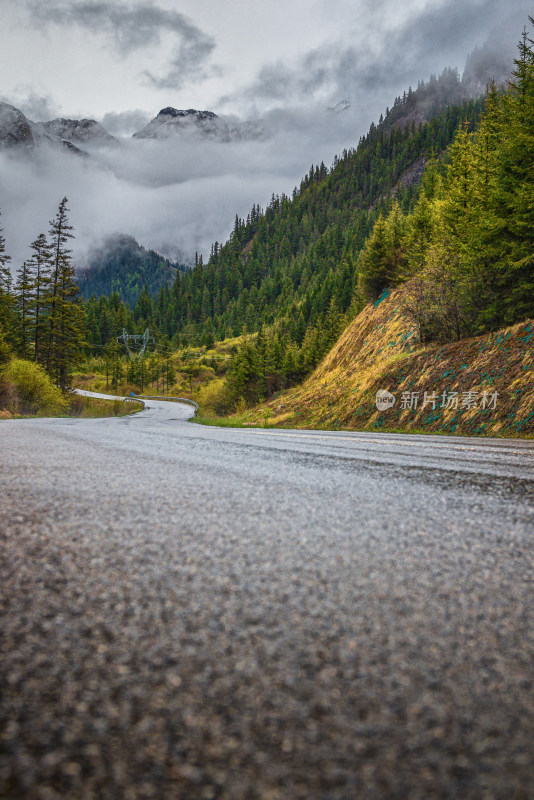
[117, 328, 154, 359]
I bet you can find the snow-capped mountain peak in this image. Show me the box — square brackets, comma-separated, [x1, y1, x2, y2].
[132, 107, 232, 142]
[0, 102, 42, 148]
[42, 118, 118, 146]
[0, 102, 112, 153]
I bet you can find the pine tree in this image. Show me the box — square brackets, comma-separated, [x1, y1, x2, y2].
[460, 83, 502, 329]
[490, 20, 534, 321]
[0, 211, 11, 293]
[14, 260, 34, 359]
[28, 234, 51, 364]
[44, 198, 84, 388]
[357, 209, 406, 302]
[45, 198, 72, 374]
[357, 214, 391, 301]
[0, 210, 16, 343]
[441, 121, 475, 241]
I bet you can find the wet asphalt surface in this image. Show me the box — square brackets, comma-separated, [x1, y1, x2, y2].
[1, 395, 534, 799]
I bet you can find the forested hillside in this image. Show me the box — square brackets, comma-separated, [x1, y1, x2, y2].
[357, 30, 534, 338]
[85, 95, 484, 356]
[77, 234, 186, 307]
[84, 47, 516, 358]
[240, 285, 534, 436]
[221, 23, 534, 412]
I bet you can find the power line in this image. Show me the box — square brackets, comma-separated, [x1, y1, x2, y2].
[117, 328, 154, 360]
[82, 341, 228, 359]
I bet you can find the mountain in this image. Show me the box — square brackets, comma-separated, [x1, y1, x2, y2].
[0, 103, 40, 148]
[2, 34, 510, 155]
[0, 102, 74, 151]
[132, 107, 267, 142]
[156, 97, 485, 339]
[0, 102, 114, 153]
[133, 108, 231, 141]
[84, 91, 486, 358]
[77, 234, 188, 307]
[379, 42, 513, 135]
[0, 101, 266, 153]
[42, 118, 117, 147]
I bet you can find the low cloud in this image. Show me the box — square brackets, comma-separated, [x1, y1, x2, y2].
[26, 0, 218, 89]
[2, 0, 529, 279]
[143, 37, 220, 91]
[221, 0, 528, 114]
[100, 109, 151, 136]
[0, 134, 321, 270]
[0, 91, 60, 122]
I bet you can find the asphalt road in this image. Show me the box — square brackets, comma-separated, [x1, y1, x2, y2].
[1, 395, 534, 799]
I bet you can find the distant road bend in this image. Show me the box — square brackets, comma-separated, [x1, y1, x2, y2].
[1, 391, 533, 799]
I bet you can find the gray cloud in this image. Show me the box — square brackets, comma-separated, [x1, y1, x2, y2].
[0, 102, 361, 271]
[26, 0, 217, 88]
[221, 0, 529, 113]
[100, 109, 151, 136]
[0, 91, 60, 122]
[2, 0, 531, 275]
[143, 36, 220, 91]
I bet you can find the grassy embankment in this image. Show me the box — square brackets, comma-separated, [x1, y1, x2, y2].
[227, 287, 534, 437]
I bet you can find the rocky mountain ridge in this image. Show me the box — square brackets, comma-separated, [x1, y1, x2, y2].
[0, 102, 117, 153]
[133, 106, 267, 142]
[0, 102, 267, 152]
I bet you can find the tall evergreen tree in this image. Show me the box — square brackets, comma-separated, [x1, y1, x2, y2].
[28, 233, 51, 364]
[46, 198, 73, 374]
[0, 211, 11, 293]
[0, 210, 15, 342]
[14, 260, 34, 359]
[490, 20, 534, 321]
[45, 198, 84, 388]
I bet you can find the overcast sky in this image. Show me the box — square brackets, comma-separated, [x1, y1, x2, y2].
[1, 0, 530, 123]
[0, 0, 531, 267]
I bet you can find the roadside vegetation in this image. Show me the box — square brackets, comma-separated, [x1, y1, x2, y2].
[71, 336, 239, 414]
[238, 286, 534, 437]
[0, 356, 67, 417]
[68, 395, 144, 418]
[0, 333, 143, 419]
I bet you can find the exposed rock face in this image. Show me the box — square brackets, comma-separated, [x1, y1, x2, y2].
[0, 102, 103, 154]
[0, 103, 39, 148]
[0, 101, 268, 154]
[133, 108, 233, 141]
[132, 107, 269, 143]
[42, 118, 118, 146]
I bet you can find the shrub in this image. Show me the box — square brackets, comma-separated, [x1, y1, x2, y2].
[195, 377, 233, 415]
[2, 359, 67, 415]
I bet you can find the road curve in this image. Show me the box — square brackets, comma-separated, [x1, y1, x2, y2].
[1, 396, 534, 799]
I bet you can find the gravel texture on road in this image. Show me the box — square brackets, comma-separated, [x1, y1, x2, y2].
[1, 398, 534, 799]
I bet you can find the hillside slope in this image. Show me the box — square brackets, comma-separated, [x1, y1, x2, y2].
[77, 235, 186, 306]
[246, 287, 534, 437]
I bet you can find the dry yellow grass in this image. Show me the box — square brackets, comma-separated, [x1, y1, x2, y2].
[244, 287, 534, 437]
